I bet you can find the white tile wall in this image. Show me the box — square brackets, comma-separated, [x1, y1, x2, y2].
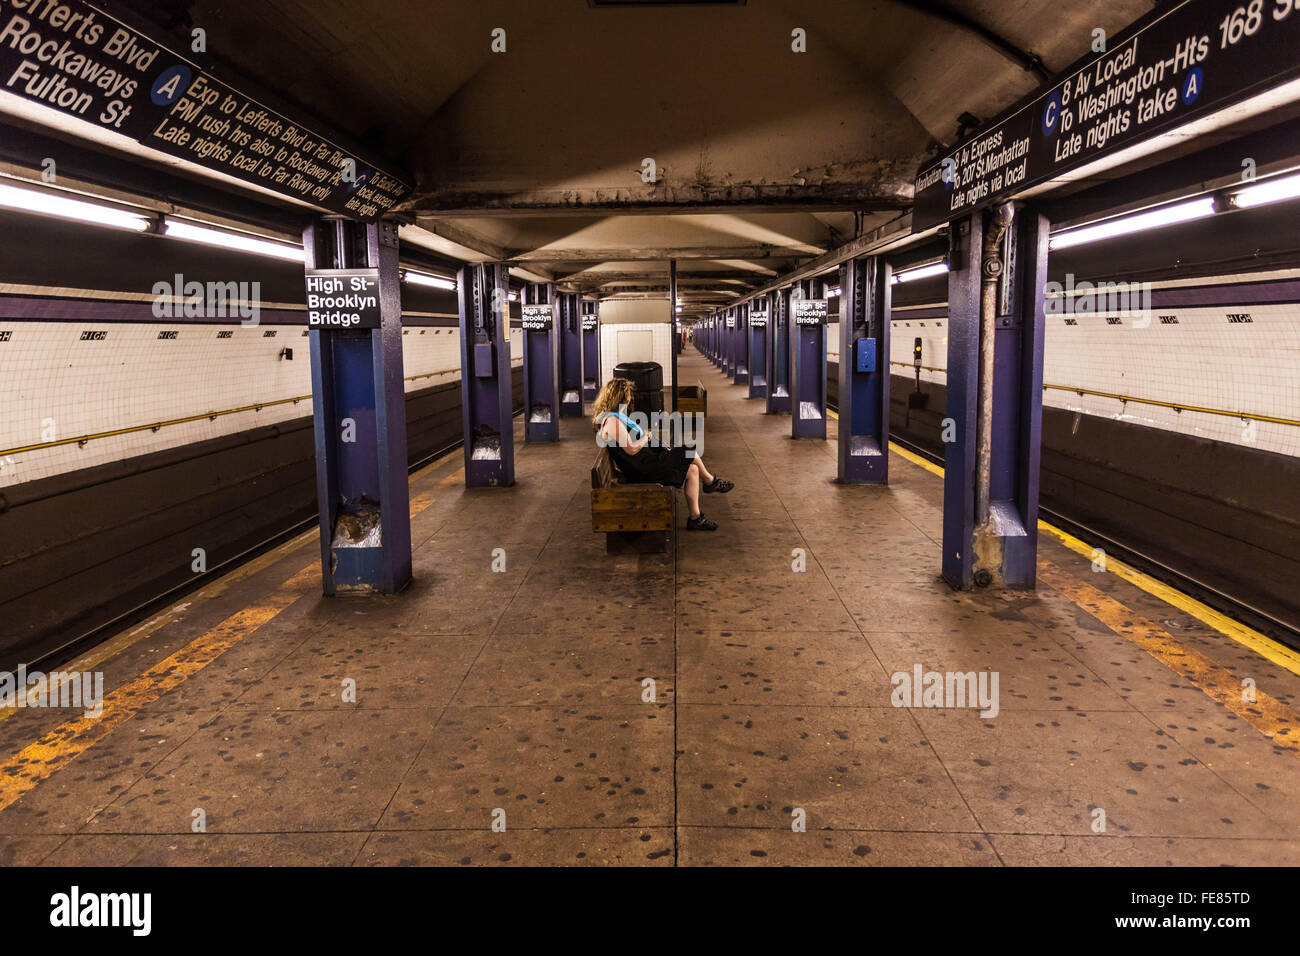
[888, 301, 1300, 457]
[5, 277, 1294, 491]
[0, 320, 521, 488]
[599, 322, 674, 388]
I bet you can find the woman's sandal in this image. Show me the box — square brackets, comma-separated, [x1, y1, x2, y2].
[687, 513, 718, 531]
[702, 476, 734, 494]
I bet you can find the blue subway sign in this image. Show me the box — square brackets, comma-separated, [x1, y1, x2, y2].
[0, 0, 411, 220]
[913, 0, 1300, 229]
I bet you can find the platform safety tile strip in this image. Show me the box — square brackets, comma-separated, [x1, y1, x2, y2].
[0, 464, 466, 812]
[885, 433, 1300, 680]
[0, 565, 317, 814]
[1039, 561, 1300, 754]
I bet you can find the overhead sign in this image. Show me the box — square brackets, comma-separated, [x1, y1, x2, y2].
[749, 309, 769, 328]
[304, 269, 381, 329]
[521, 304, 554, 330]
[912, 0, 1300, 230]
[793, 299, 828, 326]
[0, 0, 411, 220]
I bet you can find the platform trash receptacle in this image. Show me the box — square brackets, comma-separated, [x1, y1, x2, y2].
[613, 361, 664, 414]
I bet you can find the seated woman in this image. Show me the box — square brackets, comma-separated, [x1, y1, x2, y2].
[592, 377, 733, 531]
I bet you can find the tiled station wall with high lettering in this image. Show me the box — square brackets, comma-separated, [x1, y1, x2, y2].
[826, 268, 1300, 458]
[0, 303, 524, 487]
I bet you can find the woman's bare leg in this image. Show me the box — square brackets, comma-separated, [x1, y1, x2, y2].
[692, 456, 715, 485]
[685, 461, 702, 516]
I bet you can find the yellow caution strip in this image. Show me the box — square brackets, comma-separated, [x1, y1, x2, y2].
[1039, 562, 1299, 753]
[0, 565, 318, 813]
[880, 438, 1300, 679]
[0, 527, 319, 726]
[888, 439, 945, 479]
[409, 467, 467, 512]
[1039, 522, 1300, 676]
[0, 460, 466, 810]
[0, 447, 466, 725]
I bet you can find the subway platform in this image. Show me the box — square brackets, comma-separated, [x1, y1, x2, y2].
[0, 347, 1297, 868]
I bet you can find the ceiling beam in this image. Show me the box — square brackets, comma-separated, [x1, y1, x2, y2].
[557, 267, 778, 282]
[508, 245, 824, 263]
[595, 282, 759, 293]
[604, 291, 740, 301]
[890, 1, 1049, 82]
[587, 277, 758, 288]
[737, 212, 951, 304]
[412, 218, 511, 261]
[400, 182, 914, 218]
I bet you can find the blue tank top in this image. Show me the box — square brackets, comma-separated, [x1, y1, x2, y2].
[598, 410, 643, 439]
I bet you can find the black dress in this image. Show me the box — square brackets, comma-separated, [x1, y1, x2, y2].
[610, 443, 693, 488]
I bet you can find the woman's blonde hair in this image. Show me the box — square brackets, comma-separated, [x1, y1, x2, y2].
[591, 377, 635, 431]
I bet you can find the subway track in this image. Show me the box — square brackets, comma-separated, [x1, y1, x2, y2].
[20, 431, 475, 675]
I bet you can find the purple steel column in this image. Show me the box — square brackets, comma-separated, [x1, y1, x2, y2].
[789, 277, 827, 439]
[941, 205, 1048, 589]
[734, 302, 749, 386]
[941, 212, 982, 589]
[521, 282, 560, 442]
[996, 205, 1049, 587]
[767, 289, 791, 413]
[837, 256, 890, 483]
[723, 307, 735, 378]
[747, 293, 768, 399]
[558, 292, 583, 416]
[304, 216, 411, 595]
[457, 262, 515, 487]
[581, 298, 601, 403]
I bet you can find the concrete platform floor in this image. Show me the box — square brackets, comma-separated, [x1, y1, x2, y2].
[1, 348, 1298, 867]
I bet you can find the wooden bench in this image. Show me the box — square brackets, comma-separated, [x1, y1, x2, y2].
[674, 380, 707, 416]
[590, 446, 675, 553]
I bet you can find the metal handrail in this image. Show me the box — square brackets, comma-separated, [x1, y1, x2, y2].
[0, 364, 471, 457]
[887, 361, 1299, 427]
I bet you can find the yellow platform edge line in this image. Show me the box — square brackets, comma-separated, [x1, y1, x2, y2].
[880, 436, 1300, 676]
[1038, 561, 1299, 751]
[1, 443, 468, 720]
[1038, 521, 1300, 675]
[0, 457, 470, 801]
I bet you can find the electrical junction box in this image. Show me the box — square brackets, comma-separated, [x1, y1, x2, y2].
[855, 337, 876, 373]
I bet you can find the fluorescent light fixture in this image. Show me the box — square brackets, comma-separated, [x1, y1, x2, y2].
[165, 219, 304, 261]
[824, 287, 841, 297]
[1231, 171, 1300, 209]
[1048, 197, 1215, 250]
[675, 305, 683, 312]
[893, 262, 949, 284]
[0, 181, 148, 231]
[508, 291, 519, 301]
[401, 270, 456, 290]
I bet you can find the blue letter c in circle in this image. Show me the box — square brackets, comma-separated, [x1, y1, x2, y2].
[151, 65, 193, 106]
[1042, 91, 1062, 136]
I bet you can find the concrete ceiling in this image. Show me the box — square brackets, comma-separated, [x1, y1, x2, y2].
[122, 0, 1152, 315]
